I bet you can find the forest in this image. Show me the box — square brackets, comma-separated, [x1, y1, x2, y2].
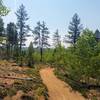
[0, 0, 100, 100]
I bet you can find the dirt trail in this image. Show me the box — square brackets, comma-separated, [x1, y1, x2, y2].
[40, 68, 86, 100]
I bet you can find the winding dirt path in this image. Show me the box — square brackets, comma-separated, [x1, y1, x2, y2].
[40, 68, 86, 100]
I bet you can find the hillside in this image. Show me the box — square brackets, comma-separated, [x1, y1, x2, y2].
[0, 60, 47, 100]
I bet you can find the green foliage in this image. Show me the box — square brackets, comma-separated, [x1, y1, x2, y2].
[27, 42, 34, 67]
[90, 54, 100, 80]
[17, 51, 26, 66]
[36, 87, 46, 96]
[43, 49, 53, 64]
[52, 45, 66, 67]
[53, 29, 100, 94]
[65, 29, 100, 83]
[14, 80, 33, 93]
[0, 87, 17, 98]
[0, 0, 10, 16]
[0, 88, 7, 98]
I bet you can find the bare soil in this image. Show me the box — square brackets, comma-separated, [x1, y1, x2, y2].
[40, 67, 86, 100]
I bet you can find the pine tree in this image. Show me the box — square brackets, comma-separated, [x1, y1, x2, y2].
[67, 13, 83, 45]
[16, 4, 29, 55]
[52, 29, 62, 64]
[27, 42, 34, 67]
[53, 29, 61, 47]
[6, 22, 18, 58]
[33, 21, 50, 62]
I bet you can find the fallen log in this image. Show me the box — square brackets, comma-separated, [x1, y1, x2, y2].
[64, 74, 100, 89]
[0, 76, 33, 81]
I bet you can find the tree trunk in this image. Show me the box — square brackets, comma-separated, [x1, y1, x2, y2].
[40, 47, 43, 62]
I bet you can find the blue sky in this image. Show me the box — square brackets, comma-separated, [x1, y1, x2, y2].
[3, 0, 100, 46]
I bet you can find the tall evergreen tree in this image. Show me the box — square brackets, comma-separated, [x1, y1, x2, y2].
[27, 42, 34, 67]
[52, 29, 62, 63]
[67, 13, 83, 44]
[6, 22, 18, 58]
[16, 4, 29, 55]
[33, 21, 50, 62]
[53, 29, 61, 47]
